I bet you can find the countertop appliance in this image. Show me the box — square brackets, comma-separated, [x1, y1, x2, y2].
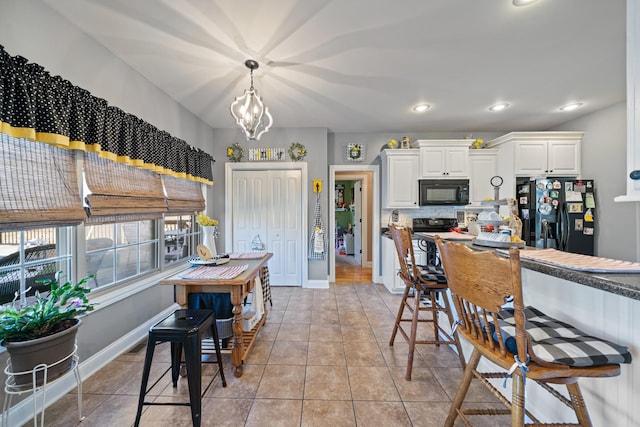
[419, 179, 469, 206]
[412, 217, 458, 232]
[516, 177, 596, 255]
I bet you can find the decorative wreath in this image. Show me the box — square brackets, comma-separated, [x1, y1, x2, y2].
[226, 143, 244, 162]
[288, 142, 307, 161]
[346, 143, 365, 162]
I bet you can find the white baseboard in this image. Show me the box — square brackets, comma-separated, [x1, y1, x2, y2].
[304, 279, 329, 289]
[4, 304, 179, 427]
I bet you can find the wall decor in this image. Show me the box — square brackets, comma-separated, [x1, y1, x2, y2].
[288, 142, 307, 161]
[247, 147, 286, 161]
[226, 143, 244, 162]
[346, 143, 364, 162]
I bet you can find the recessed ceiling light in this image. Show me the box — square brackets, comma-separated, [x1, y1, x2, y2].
[413, 104, 431, 112]
[488, 103, 509, 112]
[559, 103, 583, 112]
[513, 0, 537, 6]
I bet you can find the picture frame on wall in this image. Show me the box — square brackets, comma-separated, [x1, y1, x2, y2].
[346, 143, 364, 162]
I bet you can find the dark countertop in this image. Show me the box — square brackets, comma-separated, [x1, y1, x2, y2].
[412, 232, 640, 302]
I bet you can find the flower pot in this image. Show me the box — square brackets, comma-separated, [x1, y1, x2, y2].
[3, 318, 80, 386]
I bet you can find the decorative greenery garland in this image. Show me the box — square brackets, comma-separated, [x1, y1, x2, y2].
[226, 143, 244, 162]
[288, 142, 307, 161]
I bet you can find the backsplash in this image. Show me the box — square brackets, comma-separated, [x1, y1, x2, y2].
[381, 206, 490, 228]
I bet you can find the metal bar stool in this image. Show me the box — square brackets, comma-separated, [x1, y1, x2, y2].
[134, 309, 227, 427]
[388, 225, 466, 380]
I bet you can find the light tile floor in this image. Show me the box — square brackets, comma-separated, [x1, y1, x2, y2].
[35, 283, 510, 426]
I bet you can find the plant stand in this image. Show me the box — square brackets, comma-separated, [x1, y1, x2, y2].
[2, 345, 83, 427]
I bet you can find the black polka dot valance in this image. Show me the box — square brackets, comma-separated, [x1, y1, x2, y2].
[0, 45, 213, 185]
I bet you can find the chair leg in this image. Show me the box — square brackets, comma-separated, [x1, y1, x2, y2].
[210, 323, 227, 387]
[405, 286, 421, 381]
[429, 290, 440, 346]
[134, 339, 156, 427]
[566, 382, 593, 427]
[389, 284, 411, 346]
[511, 373, 526, 427]
[445, 348, 481, 427]
[170, 342, 182, 387]
[184, 334, 202, 427]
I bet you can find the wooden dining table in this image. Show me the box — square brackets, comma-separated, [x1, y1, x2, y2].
[159, 254, 272, 377]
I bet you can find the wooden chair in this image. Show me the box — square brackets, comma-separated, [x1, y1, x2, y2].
[435, 237, 631, 426]
[388, 225, 465, 380]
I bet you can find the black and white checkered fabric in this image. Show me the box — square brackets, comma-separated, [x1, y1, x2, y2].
[309, 192, 327, 260]
[496, 306, 632, 367]
[260, 266, 272, 306]
[416, 265, 448, 285]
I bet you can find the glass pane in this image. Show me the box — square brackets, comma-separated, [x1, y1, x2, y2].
[0, 227, 72, 305]
[116, 246, 138, 282]
[119, 222, 138, 245]
[164, 214, 195, 265]
[139, 220, 155, 242]
[139, 242, 158, 273]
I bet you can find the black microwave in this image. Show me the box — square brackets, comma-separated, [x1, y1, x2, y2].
[419, 179, 469, 205]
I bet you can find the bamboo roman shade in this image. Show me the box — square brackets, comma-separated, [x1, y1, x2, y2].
[164, 175, 205, 213]
[0, 133, 86, 231]
[84, 152, 167, 222]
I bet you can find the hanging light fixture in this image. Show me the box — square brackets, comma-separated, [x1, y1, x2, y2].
[230, 59, 273, 140]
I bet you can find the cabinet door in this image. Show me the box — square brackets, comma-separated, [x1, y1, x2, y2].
[381, 237, 404, 294]
[469, 151, 498, 203]
[445, 147, 469, 177]
[514, 141, 548, 175]
[547, 140, 580, 176]
[384, 152, 419, 208]
[419, 146, 447, 177]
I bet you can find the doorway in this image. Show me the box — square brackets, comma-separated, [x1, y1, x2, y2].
[329, 165, 380, 283]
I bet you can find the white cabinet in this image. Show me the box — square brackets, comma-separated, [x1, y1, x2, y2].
[417, 140, 469, 178]
[380, 236, 425, 294]
[513, 139, 580, 176]
[380, 149, 419, 209]
[468, 149, 498, 203]
[486, 132, 583, 199]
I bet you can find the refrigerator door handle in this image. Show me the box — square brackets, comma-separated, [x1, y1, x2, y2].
[563, 203, 571, 250]
[556, 205, 564, 251]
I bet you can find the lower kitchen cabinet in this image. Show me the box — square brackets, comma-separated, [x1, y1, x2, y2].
[380, 236, 426, 294]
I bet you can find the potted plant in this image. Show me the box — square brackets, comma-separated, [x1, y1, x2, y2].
[0, 272, 95, 386]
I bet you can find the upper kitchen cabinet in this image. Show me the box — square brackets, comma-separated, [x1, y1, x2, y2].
[417, 140, 469, 178]
[380, 149, 419, 209]
[487, 132, 582, 177]
[468, 149, 498, 204]
[485, 132, 583, 200]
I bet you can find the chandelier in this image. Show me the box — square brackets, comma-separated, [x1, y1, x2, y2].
[230, 59, 273, 140]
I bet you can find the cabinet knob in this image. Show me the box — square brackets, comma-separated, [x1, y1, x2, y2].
[631, 170, 640, 180]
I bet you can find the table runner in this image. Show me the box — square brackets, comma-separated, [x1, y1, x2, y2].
[516, 248, 640, 273]
[180, 264, 249, 279]
[229, 251, 267, 259]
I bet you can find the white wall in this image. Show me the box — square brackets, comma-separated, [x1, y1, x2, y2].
[552, 102, 639, 261]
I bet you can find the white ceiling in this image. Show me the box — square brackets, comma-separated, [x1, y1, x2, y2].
[43, 0, 626, 134]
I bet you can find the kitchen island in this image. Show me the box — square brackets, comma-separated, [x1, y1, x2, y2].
[415, 232, 638, 427]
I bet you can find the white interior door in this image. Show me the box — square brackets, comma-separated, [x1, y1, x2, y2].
[353, 180, 362, 265]
[232, 169, 302, 286]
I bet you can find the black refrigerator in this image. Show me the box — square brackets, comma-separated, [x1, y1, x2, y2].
[516, 177, 596, 255]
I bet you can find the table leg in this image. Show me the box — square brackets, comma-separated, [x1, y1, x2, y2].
[230, 286, 244, 377]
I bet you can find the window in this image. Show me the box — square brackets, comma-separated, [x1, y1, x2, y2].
[163, 214, 198, 265]
[85, 220, 158, 288]
[0, 228, 73, 305]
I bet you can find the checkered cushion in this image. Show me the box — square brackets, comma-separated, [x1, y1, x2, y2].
[415, 265, 448, 285]
[495, 306, 632, 367]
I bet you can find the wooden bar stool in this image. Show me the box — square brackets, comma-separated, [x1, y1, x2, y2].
[435, 237, 632, 426]
[388, 225, 466, 380]
[134, 309, 226, 427]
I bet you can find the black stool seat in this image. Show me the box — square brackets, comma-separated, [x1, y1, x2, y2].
[134, 309, 226, 427]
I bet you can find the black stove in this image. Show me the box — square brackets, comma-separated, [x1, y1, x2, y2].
[412, 217, 458, 232]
